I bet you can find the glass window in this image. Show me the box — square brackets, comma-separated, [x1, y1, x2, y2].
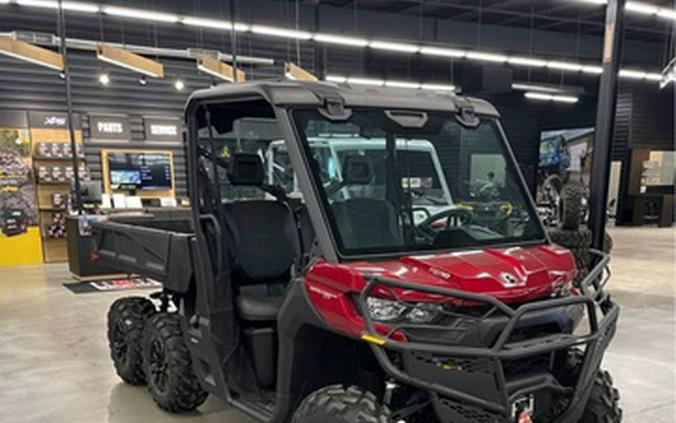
[292, 108, 545, 256]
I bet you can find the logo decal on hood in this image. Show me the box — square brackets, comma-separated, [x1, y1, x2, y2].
[500, 272, 525, 288]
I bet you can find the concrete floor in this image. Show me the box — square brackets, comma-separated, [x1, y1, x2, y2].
[0, 226, 674, 423]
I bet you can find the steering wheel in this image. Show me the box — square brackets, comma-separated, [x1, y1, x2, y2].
[413, 208, 474, 242]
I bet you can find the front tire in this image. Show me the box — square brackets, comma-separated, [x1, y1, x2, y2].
[107, 297, 156, 385]
[142, 313, 208, 413]
[292, 385, 392, 423]
[580, 371, 622, 423]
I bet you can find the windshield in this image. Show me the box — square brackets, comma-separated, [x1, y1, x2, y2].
[292, 108, 545, 256]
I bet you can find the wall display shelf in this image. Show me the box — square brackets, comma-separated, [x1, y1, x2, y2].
[29, 113, 86, 263]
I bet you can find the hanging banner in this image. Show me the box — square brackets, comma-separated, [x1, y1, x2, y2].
[0, 112, 43, 266]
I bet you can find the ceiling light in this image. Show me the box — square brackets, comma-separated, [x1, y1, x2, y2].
[284, 62, 317, 81]
[369, 41, 420, 53]
[619, 69, 647, 79]
[385, 80, 421, 89]
[181, 17, 249, 31]
[512, 83, 563, 93]
[656, 8, 676, 20]
[582, 65, 604, 74]
[313, 33, 368, 47]
[0, 37, 63, 70]
[525, 92, 578, 104]
[96, 43, 164, 78]
[16, 0, 98, 12]
[98, 73, 110, 85]
[572, 0, 607, 4]
[174, 79, 185, 91]
[325, 75, 347, 83]
[58, 71, 65, 79]
[251, 25, 312, 40]
[466, 51, 508, 63]
[0, 0, 9, 3]
[138, 75, 147, 86]
[348, 77, 384, 86]
[103, 6, 179, 23]
[420, 83, 456, 92]
[196, 55, 245, 82]
[625, 2, 659, 14]
[508, 56, 548, 67]
[646, 73, 663, 82]
[547, 61, 583, 71]
[419, 46, 466, 58]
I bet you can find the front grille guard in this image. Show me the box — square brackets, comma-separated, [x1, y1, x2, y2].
[357, 249, 620, 420]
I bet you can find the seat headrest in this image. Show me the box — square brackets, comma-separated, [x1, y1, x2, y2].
[228, 153, 264, 186]
[342, 155, 374, 185]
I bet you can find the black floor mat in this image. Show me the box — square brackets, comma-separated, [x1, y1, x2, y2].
[63, 277, 161, 294]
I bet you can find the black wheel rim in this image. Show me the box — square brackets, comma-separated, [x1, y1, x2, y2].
[111, 320, 128, 364]
[148, 338, 169, 393]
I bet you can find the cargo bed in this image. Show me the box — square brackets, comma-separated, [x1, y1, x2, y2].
[92, 213, 196, 293]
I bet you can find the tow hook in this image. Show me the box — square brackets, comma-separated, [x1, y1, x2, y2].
[517, 411, 533, 423]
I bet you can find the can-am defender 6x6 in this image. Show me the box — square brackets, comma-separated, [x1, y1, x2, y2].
[95, 81, 621, 423]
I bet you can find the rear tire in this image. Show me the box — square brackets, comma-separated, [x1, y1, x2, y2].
[292, 385, 392, 423]
[107, 296, 156, 385]
[548, 227, 592, 248]
[142, 313, 208, 413]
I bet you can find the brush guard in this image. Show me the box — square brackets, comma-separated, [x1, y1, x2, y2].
[358, 250, 619, 423]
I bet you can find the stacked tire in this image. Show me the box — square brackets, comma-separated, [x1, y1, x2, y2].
[548, 182, 613, 284]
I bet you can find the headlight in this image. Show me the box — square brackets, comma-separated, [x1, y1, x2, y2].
[366, 298, 443, 324]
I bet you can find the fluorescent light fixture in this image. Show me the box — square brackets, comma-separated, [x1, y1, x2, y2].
[0, 0, 9, 4]
[385, 80, 421, 89]
[196, 55, 245, 82]
[508, 56, 548, 67]
[619, 69, 648, 79]
[572, 0, 607, 4]
[512, 83, 563, 93]
[0, 36, 64, 70]
[547, 61, 583, 71]
[284, 62, 317, 81]
[103, 6, 179, 23]
[582, 65, 604, 74]
[420, 83, 456, 92]
[656, 8, 676, 20]
[420, 46, 466, 58]
[182, 17, 249, 31]
[466, 51, 508, 63]
[369, 41, 419, 53]
[347, 77, 384, 86]
[626, 2, 659, 14]
[251, 25, 312, 40]
[525, 92, 578, 104]
[325, 75, 347, 83]
[96, 43, 164, 78]
[15, 0, 99, 12]
[313, 33, 368, 47]
[645, 73, 663, 81]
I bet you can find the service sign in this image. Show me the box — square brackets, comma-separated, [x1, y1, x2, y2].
[89, 115, 131, 140]
[144, 117, 182, 142]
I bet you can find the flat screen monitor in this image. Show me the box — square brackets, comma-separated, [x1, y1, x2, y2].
[108, 152, 173, 191]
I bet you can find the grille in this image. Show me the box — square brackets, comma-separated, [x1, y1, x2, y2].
[437, 397, 504, 423]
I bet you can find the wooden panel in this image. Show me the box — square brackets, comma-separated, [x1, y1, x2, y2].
[97, 44, 164, 78]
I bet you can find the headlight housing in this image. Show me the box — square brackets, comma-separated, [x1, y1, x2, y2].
[366, 297, 443, 324]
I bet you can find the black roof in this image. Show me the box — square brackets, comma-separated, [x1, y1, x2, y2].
[186, 80, 500, 117]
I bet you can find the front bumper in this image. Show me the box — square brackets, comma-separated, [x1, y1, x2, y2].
[358, 250, 619, 423]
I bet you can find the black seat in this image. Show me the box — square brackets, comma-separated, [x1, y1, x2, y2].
[223, 153, 301, 322]
[332, 198, 403, 250]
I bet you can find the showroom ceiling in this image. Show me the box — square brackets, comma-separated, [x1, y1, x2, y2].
[306, 0, 675, 42]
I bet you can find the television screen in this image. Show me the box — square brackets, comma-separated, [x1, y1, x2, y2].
[108, 152, 172, 190]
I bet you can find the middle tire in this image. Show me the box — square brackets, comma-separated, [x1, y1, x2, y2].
[142, 312, 208, 413]
[292, 385, 392, 423]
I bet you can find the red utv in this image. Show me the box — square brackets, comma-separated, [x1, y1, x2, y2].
[95, 81, 620, 423]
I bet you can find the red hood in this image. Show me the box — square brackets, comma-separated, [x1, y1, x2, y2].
[308, 244, 576, 304]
